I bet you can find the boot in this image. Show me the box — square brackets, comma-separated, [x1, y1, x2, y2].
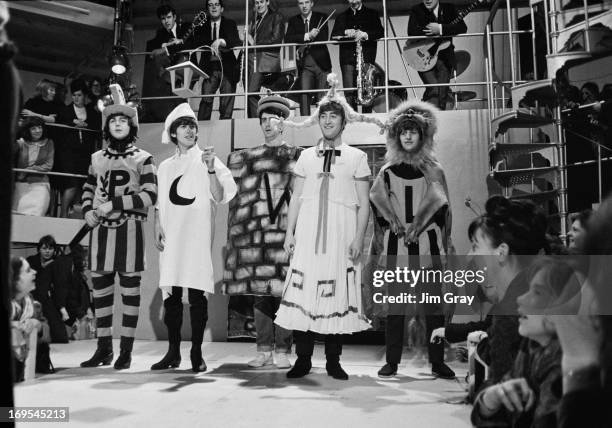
[151, 344, 181, 370]
[114, 350, 132, 370]
[326, 354, 348, 380]
[80, 345, 113, 368]
[190, 346, 207, 373]
[286, 356, 312, 378]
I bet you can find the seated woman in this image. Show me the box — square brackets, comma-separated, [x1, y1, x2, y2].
[10, 255, 41, 382]
[13, 116, 54, 216]
[430, 196, 548, 385]
[21, 78, 63, 124]
[471, 257, 581, 427]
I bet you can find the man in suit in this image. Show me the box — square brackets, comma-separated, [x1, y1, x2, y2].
[142, 4, 191, 122]
[331, 0, 384, 111]
[285, 0, 332, 116]
[246, 0, 285, 118]
[407, 0, 467, 110]
[193, 0, 240, 120]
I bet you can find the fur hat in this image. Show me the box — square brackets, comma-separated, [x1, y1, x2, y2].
[161, 103, 197, 144]
[384, 100, 439, 166]
[98, 84, 139, 130]
[282, 73, 386, 130]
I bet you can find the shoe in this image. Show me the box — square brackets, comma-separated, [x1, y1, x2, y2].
[114, 351, 132, 370]
[286, 356, 312, 378]
[190, 348, 207, 373]
[80, 347, 113, 368]
[432, 362, 455, 379]
[151, 348, 181, 370]
[377, 363, 398, 378]
[247, 351, 273, 368]
[274, 353, 292, 369]
[326, 361, 349, 380]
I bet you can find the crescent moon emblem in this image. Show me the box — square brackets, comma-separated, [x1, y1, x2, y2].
[169, 175, 195, 206]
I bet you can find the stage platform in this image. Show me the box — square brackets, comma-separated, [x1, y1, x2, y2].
[15, 340, 472, 427]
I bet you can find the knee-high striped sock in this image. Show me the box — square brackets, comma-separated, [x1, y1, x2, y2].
[118, 273, 141, 352]
[92, 272, 115, 343]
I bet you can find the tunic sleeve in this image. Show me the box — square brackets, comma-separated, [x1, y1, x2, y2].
[213, 156, 238, 204]
[292, 151, 306, 178]
[354, 152, 371, 180]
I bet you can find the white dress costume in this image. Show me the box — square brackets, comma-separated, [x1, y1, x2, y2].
[157, 146, 237, 297]
[275, 143, 372, 334]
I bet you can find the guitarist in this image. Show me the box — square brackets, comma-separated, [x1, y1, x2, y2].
[408, 0, 467, 110]
[191, 0, 241, 121]
[142, 5, 190, 122]
[285, 0, 331, 116]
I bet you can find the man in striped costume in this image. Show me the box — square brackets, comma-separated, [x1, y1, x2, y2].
[80, 88, 157, 370]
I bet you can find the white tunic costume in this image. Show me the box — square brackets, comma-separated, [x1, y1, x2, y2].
[157, 146, 237, 296]
[275, 143, 372, 334]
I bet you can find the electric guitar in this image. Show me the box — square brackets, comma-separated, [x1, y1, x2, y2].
[403, 0, 486, 72]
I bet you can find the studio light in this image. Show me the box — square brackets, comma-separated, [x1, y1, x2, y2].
[109, 45, 129, 75]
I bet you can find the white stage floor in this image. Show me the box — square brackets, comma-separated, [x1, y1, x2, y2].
[15, 340, 472, 427]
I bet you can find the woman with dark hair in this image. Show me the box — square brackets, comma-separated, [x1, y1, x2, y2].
[13, 116, 54, 216]
[580, 81, 599, 105]
[430, 196, 549, 387]
[26, 235, 68, 343]
[549, 195, 612, 428]
[56, 78, 101, 218]
[21, 79, 63, 124]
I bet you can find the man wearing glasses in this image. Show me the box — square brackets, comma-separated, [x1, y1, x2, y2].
[193, 0, 241, 120]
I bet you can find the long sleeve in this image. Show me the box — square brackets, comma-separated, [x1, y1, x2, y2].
[213, 157, 238, 204]
[50, 257, 70, 310]
[81, 161, 97, 214]
[284, 17, 305, 44]
[223, 19, 241, 49]
[256, 12, 285, 45]
[110, 155, 158, 211]
[29, 140, 54, 172]
[331, 12, 347, 38]
[364, 9, 384, 41]
[441, 4, 467, 36]
[445, 317, 491, 343]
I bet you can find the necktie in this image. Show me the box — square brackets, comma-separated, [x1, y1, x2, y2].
[305, 18, 309, 33]
[212, 22, 217, 40]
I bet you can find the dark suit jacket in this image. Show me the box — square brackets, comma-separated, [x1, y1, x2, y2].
[249, 10, 285, 72]
[285, 11, 332, 72]
[407, 3, 467, 68]
[331, 5, 384, 66]
[192, 17, 241, 84]
[56, 103, 101, 174]
[147, 22, 193, 56]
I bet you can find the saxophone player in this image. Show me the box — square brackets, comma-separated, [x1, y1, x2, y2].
[331, 0, 383, 111]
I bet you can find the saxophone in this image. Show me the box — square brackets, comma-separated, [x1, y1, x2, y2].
[356, 38, 381, 107]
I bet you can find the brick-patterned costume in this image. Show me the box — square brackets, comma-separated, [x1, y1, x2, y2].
[223, 144, 301, 297]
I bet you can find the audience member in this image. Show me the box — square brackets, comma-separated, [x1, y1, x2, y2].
[87, 76, 105, 112]
[567, 209, 592, 251]
[580, 81, 599, 105]
[430, 196, 548, 386]
[56, 78, 101, 218]
[12, 117, 54, 216]
[471, 257, 580, 427]
[26, 235, 68, 343]
[10, 255, 41, 382]
[21, 79, 63, 124]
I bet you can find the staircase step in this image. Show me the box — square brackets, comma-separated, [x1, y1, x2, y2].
[489, 142, 558, 163]
[491, 165, 558, 186]
[546, 51, 592, 79]
[491, 109, 554, 135]
[511, 79, 557, 110]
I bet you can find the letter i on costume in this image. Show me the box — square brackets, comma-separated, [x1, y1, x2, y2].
[369, 100, 456, 380]
[80, 84, 158, 370]
[153, 103, 237, 372]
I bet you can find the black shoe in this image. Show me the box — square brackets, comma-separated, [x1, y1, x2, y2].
[190, 348, 207, 373]
[114, 351, 132, 370]
[377, 363, 398, 378]
[432, 362, 455, 379]
[326, 361, 349, 380]
[286, 357, 312, 378]
[151, 348, 181, 370]
[80, 347, 113, 368]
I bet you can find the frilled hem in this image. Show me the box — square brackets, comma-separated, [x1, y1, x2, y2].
[275, 300, 371, 334]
